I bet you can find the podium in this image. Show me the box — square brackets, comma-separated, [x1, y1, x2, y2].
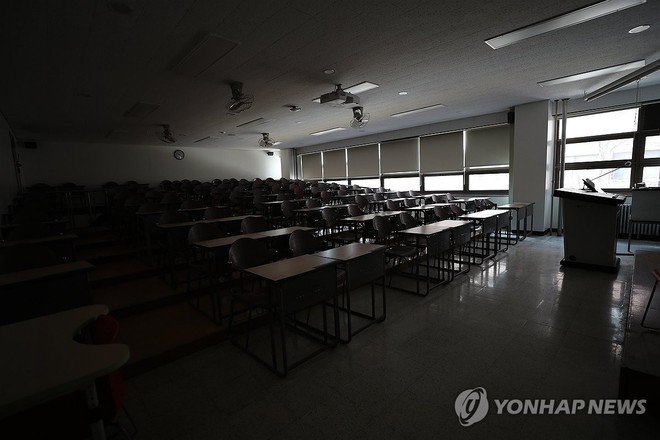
[554, 188, 626, 272]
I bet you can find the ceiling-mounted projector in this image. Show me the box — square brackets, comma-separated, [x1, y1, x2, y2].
[320, 84, 360, 106]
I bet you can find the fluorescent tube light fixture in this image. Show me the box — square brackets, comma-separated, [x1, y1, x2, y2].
[538, 60, 646, 86]
[391, 103, 445, 118]
[584, 57, 660, 101]
[485, 0, 647, 49]
[344, 81, 379, 94]
[310, 127, 346, 136]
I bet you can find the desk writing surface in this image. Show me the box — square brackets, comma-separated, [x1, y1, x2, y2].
[245, 255, 334, 282]
[252, 226, 315, 238]
[498, 202, 534, 210]
[0, 233, 78, 247]
[553, 188, 626, 205]
[315, 243, 386, 261]
[0, 305, 130, 418]
[399, 223, 458, 236]
[342, 211, 404, 222]
[459, 209, 509, 220]
[193, 233, 263, 249]
[0, 261, 94, 287]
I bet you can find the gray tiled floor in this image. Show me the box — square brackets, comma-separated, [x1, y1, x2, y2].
[123, 235, 660, 439]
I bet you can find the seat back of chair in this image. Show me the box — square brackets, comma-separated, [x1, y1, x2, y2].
[228, 238, 270, 270]
[399, 212, 419, 229]
[347, 204, 364, 217]
[240, 216, 270, 233]
[289, 229, 322, 256]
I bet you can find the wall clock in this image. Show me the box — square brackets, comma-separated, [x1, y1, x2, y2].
[173, 149, 185, 160]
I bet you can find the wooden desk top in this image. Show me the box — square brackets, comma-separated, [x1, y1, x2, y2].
[405, 203, 451, 211]
[0, 261, 95, 287]
[0, 234, 78, 248]
[459, 209, 509, 220]
[157, 214, 264, 229]
[292, 204, 350, 213]
[342, 211, 405, 223]
[0, 305, 130, 418]
[315, 243, 386, 261]
[193, 233, 263, 249]
[498, 202, 535, 209]
[245, 254, 335, 282]
[252, 226, 315, 238]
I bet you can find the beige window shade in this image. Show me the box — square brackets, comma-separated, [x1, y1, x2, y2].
[465, 125, 511, 168]
[322, 149, 346, 179]
[380, 138, 419, 173]
[347, 144, 379, 177]
[420, 131, 464, 173]
[301, 153, 322, 179]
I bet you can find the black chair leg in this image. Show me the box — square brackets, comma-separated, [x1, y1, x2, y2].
[641, 279, 659, 331]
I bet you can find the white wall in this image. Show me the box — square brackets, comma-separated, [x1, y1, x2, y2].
[18, 142, 282, 187]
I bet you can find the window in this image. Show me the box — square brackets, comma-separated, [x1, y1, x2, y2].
[561, 107, 640, 190]
[644, 135, 660, 159]
[424, 174, 463, 191]
[565, 108, 638, 138]
[468, 173, 510, 191]
[383, 176, 419, 192]
[325, 179, 348, 186]
[351, 178, 380, 189]
[565, 138, 633, 163]
[641, 166, 660, 187]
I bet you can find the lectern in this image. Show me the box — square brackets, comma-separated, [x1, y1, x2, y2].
[554, 187, 626, 272]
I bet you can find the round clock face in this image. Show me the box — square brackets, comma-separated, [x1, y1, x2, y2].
[173, 149, 185, 160]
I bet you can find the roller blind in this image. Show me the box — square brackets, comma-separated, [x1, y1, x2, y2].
[420, 131, 464, 173]
[465, 125, 511, 168]
[380, 138, 419, 173]
[347, 144, 379, 177]
[301, 153, 322, 179]
[322, 149, 346, 179]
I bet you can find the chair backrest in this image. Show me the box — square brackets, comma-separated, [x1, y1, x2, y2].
[432, 194, 448, 203]
[465, 200, 477, 213]
[347, 204, 364, 216]
[474, 199, 484, 211]
[228, 238, 270, 270]
[396, 191, 408, 198]
[355, 194, 368, 210]
[446, 193, 455, 201]
[281, 200, 295, 219]
[385, 199, 399, 211]
[289, 229, 323, 256]
[320, 190, 332, 205]
[450, 204, 466, 216]
[179, 199, 203, 210]
[434, 205, 450, 221]
[373, 192, 385, 201]
[187, 223, 225, 244]
[322, 207, 341, 229]
[404, 198, 417, 208]
[337, 189, 348, 196]
[203, 206, 229, 219]
[240, 216, 270, 233]
[399, 212, 420, 229]
[372, 215, 394, 242]
[306, 198, 321, 208]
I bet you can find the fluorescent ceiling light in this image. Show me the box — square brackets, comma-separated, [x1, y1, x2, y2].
[236, 118, 272, 128]
[344, 81, 379, 94]
[485, 0, 647, 49]
[391, 103, 445, 117]
[310, 127, 346, 136]
[629, 24, 650, 33]
[272, 141, 282, 146]
[538, 60, 646, 86]
[585, 57, 660, 101]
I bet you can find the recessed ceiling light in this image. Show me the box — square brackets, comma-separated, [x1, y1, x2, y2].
[398, 91, 408, 96]
[391, 104, 445, 117]
[310, 127, 346, 136]
[323, 69, 335, 75]
[538, 60, 646, 86]
[629, 24, 650, 33]
[485, 0, 647, 49]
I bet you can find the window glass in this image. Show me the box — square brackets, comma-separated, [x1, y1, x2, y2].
[644, 135, 660, 159]
[325, 180, 348, 186]
[565, 108, 638, 138]
[565, 139, 633, 163]
[563, 168, 631, 189]
[641, 166, 660, 187]
[468, 173, 509, 191]
[383, 176, 420, 192]
[424, 175, 463, 191]
[351, 178, 380, 189]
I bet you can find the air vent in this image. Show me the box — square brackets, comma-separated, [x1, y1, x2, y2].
[169, 33, 239, 77]
[122, 102, 161, 119]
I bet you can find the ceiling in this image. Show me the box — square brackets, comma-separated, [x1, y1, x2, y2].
[1, 0, 659, 150]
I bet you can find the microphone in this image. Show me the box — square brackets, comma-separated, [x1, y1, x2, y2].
[582, 161, 631, 192]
